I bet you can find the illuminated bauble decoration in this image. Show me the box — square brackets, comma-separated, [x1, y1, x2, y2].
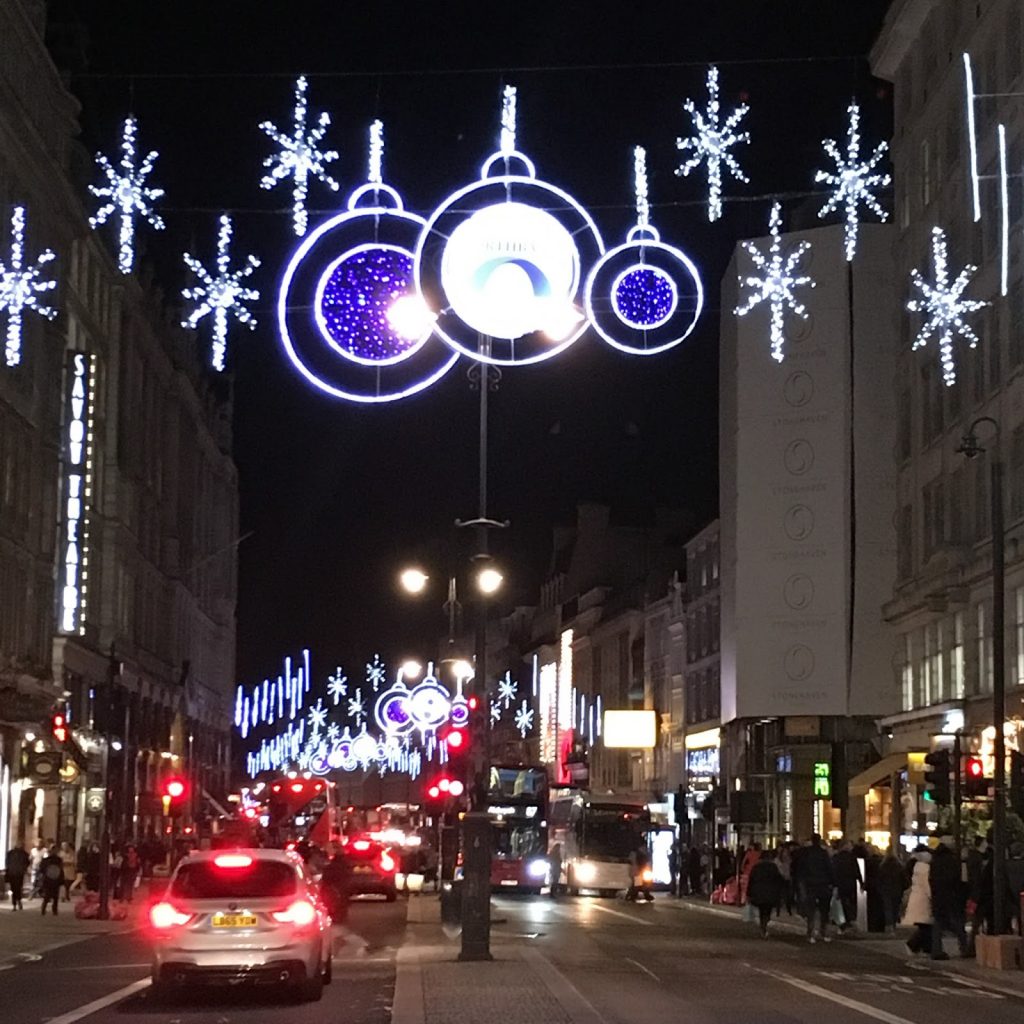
[585, 147, 703, 355]
[449, 694, 470, 728]
[277, 120, 456, 403]
[407, 675, 453, 734]
[415, 86, 603, 366]
[374, 683, 416, 736]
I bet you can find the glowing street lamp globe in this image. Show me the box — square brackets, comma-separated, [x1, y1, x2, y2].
[400, 568, 429, 594]
[476, 566, 503, 595]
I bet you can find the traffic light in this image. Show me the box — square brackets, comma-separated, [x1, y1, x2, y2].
[963, 755, 987, 799]
[162, 776, 189, 816]
[923, 749, 951, 804]
[425, 776, 465, 801]
[51, 713, 68, 744]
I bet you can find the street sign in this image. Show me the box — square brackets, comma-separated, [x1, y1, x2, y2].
[813, 760, 831, 798]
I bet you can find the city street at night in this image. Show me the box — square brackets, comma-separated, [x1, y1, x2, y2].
[0, 894, 1023, 1024]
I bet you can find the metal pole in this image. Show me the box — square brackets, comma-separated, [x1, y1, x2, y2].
[991, 454, 1008, 935]
[952, 732, 962, 866]
[98, 646, 117, 921]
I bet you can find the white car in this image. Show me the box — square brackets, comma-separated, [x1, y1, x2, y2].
[149, 848, 332, 1002]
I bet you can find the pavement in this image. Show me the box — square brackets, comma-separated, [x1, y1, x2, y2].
[0, 888, 1023, 1022]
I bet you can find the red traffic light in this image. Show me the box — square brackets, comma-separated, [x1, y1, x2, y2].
[446, 729, 465, 750]
[164, 777, 187, 801]
[427, 785, 441, 799]
[965, 756, 983, 779]
[468, 696, 479, 710]
[52, 713, 68, 744]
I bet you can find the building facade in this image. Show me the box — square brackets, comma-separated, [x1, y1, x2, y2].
[868, 0, 1024, 843]
[0, 0, 238, 853]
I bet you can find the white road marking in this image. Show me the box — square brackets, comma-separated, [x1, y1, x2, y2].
[50, 963, 148, 971]
[43, 978, 149, 1024]
[624, 956, 660, 982]
[753, 966, 920, 1024]
[583, 901, 656, 927]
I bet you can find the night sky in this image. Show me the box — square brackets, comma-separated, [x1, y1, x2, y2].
[52, 0, 893, 684]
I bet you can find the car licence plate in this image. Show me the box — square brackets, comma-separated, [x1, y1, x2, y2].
[353, 866, 373, 874]
[212, 913, 257, 928]
[500, 879, 518, 886]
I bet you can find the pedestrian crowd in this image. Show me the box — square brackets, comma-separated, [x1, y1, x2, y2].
[670, 831, 1024, 954]
[2, 831, 169, 914]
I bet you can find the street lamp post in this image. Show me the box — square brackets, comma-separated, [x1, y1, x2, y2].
[957, 416, 1009, 936]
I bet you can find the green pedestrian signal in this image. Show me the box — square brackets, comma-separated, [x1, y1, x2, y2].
[813, 761, 831, 799]
[923, 749, 951, 804]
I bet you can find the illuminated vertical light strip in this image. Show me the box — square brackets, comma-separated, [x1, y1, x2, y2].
[964, 53, 981, 223]
[303, 649, 311, 693]
[532, 653, 538, 697]
[368, 119, 384, 185]
[76, 353, 97, 634]
[634, 145, 650, 229]
[558, 629, 574, 735]
[500, 84, 517, 155]
[234, 686, 244, 727]
[998, 123, 1009, 297]
[596, 695, 602, 737]
[588, 706, 595, 746]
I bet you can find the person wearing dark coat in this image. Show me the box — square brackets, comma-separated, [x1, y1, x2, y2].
[4, 843, 29, 910]
[876, 851, 907, 933]
[928, 837, 968, 959]
[39, 849, 64, 915]
[747, 853, 785, 938]
[792, 834, 835, 943]
[832, 841, 862, 930]
[687, 845, 704, 896]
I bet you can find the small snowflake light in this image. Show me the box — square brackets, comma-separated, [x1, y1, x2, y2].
[0, 206, 57, 367]
[89, 117, 165, 275]
[326, 722, 340, 743]
[490, 701, 502, 725]
[514, 700, 534, 739]
[498, 673, 518, 709]
[734, 203, 815, 362]
[260, 75, 340, 236]
[307, 698, 328, 736]
[366, 655, 386, 692]
[815, 102, 891, 261]
[347, 689, 366, 726]
[908, 226, 987, 386]
[181, 215, 260, 372]
[675, 65, 750, 223]
[328, 668, 348, 705]
[500, 84, 517, 154]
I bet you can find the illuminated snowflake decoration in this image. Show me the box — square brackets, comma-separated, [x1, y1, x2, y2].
[260, 75, 340, 236]
[490, 701, 502, 725]
[347, 689, 366, 726]
[366, 654, 386, 692]
[815, 102, 891, 262]
[514, 701, 534, 739]
[326, 721, 340, 743]
[734, 203, 815, 362]
[327, 668, 348, 705]
[907, 226, 987, 386]
[498, 673, 518, 709]
[181, 215, 260, 372]
[89, 117, 165, 274]
[675, 65, 750, 223]
[307, 698, 328, 736]
[0, 206, 57, 367]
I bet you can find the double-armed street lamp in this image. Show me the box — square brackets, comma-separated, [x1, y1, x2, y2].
[956, 415, 1009, 936]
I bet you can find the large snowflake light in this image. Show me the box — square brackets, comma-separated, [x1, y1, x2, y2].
[734, 203, 815, 362]
[908, 226, 987, 387]
[514, 700, 535, 739]
[260, 76, 340, 236]
[89, 117, 165, 275]
[815, 102, 891, 261]
[498, 673, 518, 709]
[181, 215, 260, 372]
[327, 668, 348, 705]
[0, 206, 57, 367]
[675, 65, 750, 223]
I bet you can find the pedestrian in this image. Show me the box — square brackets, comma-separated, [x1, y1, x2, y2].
[120, 842, 140, 901]
[776, 843, 794, 916]
[626, 843, 654, 902]
[902, 845, 932, 955]
[928, 835, 969, 959]
[39, 846, 64, 915]
[28, 840, 44, 899]
[59, 842, 76, 901]
[4, 841, 29, 911]
[792, 833, 834, 944]
[549, 842, 563, 898]
[747, 850, 784, 938]
[82, 841, 101, 892]
[832, 840, 862, 931]
[876, 850, 906, 934]
[1007, 842, 1024, 935]
[668, 840, 680, 898]
[687, 844, 704, 896]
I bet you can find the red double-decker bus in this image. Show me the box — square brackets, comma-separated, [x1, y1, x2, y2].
[264, 776, 339, 849]
[487, 765, 550, 894]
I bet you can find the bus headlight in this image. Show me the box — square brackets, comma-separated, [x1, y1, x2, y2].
[574, 861, 597, 883]
[527, 859, 549, 879]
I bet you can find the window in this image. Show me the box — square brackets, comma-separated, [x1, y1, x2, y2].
[923, 621, 943, 705]
[949, 466, 967, 545]
[921, 363, 943, 445]
[900, 633, 914, 711]
[896, 386, 912, 462]
[920, 137, 931, 209]
[1016, 588, 1024, 687]
[976, 602, 993, 696]
[922, 477, 945, 558]
[951, 611, 965, 700]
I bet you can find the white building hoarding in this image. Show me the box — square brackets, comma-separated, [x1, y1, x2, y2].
[720, 222, 898, 721]
[603, 709, 657, 749]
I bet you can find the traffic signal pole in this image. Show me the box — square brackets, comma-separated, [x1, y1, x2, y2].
[952, 733, 962, 865]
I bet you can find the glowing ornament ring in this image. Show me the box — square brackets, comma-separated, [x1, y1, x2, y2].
[584, 225, 704, 356]
[415, 153, 605, 366]
[278, 185, 458, 403]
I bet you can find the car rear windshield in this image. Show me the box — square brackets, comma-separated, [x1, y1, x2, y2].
[169, 860, 299, 900]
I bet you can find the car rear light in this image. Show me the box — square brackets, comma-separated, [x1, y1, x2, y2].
[272, 900, 317, 926]
[380, 852, 396, 873]
[290, 782, 304, 793]
[641, 868, 654, 883]
[214, 853, 253, 869]
[150, 902, 192, 929]
[352, 840, 370, 852]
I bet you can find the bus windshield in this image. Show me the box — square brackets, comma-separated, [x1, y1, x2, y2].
[493, 820, 545, 860]
[580, 806, 648, 860]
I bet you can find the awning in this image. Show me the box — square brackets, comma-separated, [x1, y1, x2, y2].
[849, 753, 906, 798]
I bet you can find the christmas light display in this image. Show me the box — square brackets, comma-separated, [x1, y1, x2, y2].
[327, 668, 348, 705]
[675, 65, 750, 223]
[181, 215, 260, 371]
[414, 85, 603, 366]
[584, 146, 703, 355]
[514, 700, 534, 739]
[734, 202, 815, 363]
[0, 206, 56, 367]
[963, 53, 981, 223]
[89, 117, 165, 275]
[814, 102, 890, 261]
[999, 124, 1009, 297]
[490, 701, 502, 725]
[907, 226, 987, 387]
[260, 76, 340, 237]
[497, 672, 518, 708]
